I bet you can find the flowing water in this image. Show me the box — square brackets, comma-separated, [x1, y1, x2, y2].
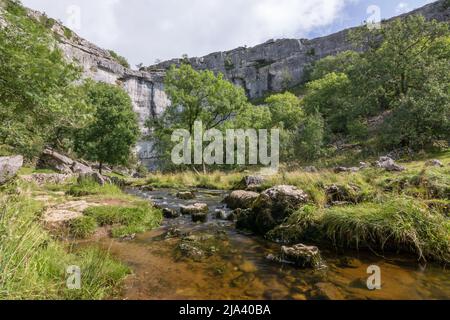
[90, 189, 449, 300]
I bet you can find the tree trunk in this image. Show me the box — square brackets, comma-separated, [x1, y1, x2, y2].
[99, 162, 103, 175]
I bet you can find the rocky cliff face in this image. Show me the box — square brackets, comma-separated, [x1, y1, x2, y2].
[150, 0, 450, 100]
[19, 8, 171, 167]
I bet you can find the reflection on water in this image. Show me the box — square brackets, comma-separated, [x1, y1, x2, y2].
[92, 189, 450, 300]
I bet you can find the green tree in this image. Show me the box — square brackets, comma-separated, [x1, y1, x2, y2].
[0, 0, 92, 157]
[295, 112, 325, 161]
[75, 81, 140, 173]
[264, 92, 304, 130]
[150, 64, 248, 170]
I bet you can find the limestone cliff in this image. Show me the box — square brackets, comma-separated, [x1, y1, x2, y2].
[149, 0, 450, 100]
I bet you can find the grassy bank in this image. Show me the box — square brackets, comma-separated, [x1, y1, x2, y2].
[0, 173, 163, 300]
[133, 151, 449, 263]
[0, 193, 130, 299]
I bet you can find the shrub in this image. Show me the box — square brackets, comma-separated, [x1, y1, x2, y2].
[108, 50, 130, 68]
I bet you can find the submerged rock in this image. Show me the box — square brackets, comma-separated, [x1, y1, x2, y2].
[180, 203, 209, 215]
[163, 208, 180, 219]
[314, 283, 345, 300]
[176, 191, 196, 200]
[223, 190, 259, 210]
[267, 244, 324, 269]
[192, 211, 208, 223]
[0, 155, 23, 185]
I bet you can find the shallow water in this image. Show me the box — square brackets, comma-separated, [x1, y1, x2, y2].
[92, 189, 450, 300]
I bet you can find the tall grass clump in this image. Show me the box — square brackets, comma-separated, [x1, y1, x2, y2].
[67, 178, 122, 197]
[0, 195, 129, 300]
[84, 201, 162, 238]
[321, 197, 450, 263]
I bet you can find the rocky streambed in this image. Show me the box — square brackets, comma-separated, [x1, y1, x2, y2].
[82, 188, 450, 300]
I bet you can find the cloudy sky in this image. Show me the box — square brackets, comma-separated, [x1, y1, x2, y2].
[21, 0, 435, 67]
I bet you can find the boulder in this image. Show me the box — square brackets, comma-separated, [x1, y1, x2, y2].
[425, 159, 444, 168]
[163, 208, 180, 219]
[334, 166, 360, 174]
[0, 155, 23, 185]
[375, 156, 405, 172]
[325, 184, 363, 205]
[176, 191, 196, 200]
[223, 190, 259, 210]
[267, 244, 324, 269]
[303, 166, 318, 173]
[235, 208, 256, 231]
[71, 161, 93, 174]
[37, 148, 74, 174]
[250, 185, 309, 234]
[234, 175, 265, 191]
[77, 172, 108, 186]
[192, 211, 208, 223]
[37, 148, 95, 174]
[180, 203, 209, 215]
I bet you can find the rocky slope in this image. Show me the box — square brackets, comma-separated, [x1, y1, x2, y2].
[149, 0, 449, 100]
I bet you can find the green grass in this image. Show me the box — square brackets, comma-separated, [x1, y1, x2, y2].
[67, 179, 123, 197]
[268, 197, 450, 263]
[321, 197, 450, 263]
[68, 216, 98, 239]
[0, 194, 129, 300]
[84, 202, 162, 238]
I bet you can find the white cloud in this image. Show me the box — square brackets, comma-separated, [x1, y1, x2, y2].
[22, 0, 351, 66]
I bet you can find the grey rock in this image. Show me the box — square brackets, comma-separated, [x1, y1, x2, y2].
[0, 155, 23, 185]
[303, 166, 318, 173]
[223, 190, 259, 210]
[242, 185, 309, 234]
[334, 166, 360, 173]
[77, 172, 108, 186]
[180, 203, 209, 215]
[234, 175, 265, 191]
[21, 173, 72, 186]
[267, 244, 324, 269]
[176, 191, 196, 200]
[425, 159, 444, 167]
[376, 156, 405, 172]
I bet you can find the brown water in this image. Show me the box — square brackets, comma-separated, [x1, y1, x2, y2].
[92, 189, 450, 300]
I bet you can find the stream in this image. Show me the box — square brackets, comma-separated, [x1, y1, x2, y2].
[91, 189, 449, 300]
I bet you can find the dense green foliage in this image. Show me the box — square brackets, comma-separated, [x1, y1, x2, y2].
[74, 81, 140, 173]
[303, 15, 450, 152]
[150, 64, 249, 169]
[0, 1, 92, 158]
